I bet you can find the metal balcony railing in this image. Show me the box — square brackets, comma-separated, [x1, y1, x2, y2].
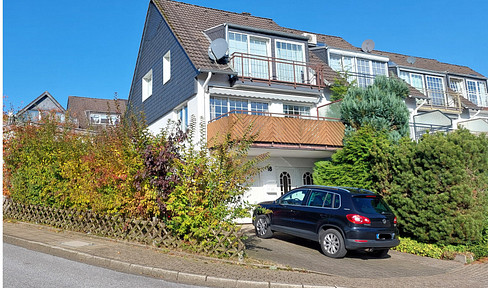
[229, 52, 326, 90]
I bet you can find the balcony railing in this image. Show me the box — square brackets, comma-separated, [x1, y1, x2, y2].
[410, 122, 453, 140]
[416, 88, 462, 112]
[207, 111, 344, 149]
[229, 52, 326, 90]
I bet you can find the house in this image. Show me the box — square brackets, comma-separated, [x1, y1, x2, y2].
[128, 0, 487, 213]
[128, 0, 347, 209]
[13, 91, 66, 124]
[67, 96, 128, 130]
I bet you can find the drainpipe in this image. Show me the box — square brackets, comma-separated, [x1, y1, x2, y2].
[203, 72, 213, 124]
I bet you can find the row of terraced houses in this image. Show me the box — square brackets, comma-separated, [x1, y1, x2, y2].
[128, 0, 488, 218]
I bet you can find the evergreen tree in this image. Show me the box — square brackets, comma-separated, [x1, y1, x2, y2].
[341, 75, 410, 142]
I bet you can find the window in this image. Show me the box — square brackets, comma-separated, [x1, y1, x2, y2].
[275, 40, 305, 83]
[426, 76, 445, 105]
[308, 191, 326, 207]
[400, 71, 425, 93]
[356, 58, 372, 87]
[176, 105, 188, 131]
[228, 32, 269, 79]
[210, 96, 269, 119]
[142, 69, 153, 101]
[466, 80, 488, 107]
[303, 172, 313, 185]
[280, 188, 306, 205]
[229, 99, 248, 114]
[163, 51, 171, 84]
[283, 104, 310, 117]
[280, 172, 291, 195]
[329, 54, 387, 87]
[250, 102, 268, 115]
[89, 112, 120, 125]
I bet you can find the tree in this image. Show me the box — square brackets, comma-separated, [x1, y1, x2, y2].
[313, 126, 391, 191]
[377, 129, 488, 245]
[341, 75, 410, 141]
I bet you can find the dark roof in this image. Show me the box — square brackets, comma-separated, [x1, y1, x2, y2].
[152, 0, 486, 88]
[152, 0, 355, 75]
[67, 96, 128, 129]
[16, 91, 65, 117]
[377, 50, 486, 78]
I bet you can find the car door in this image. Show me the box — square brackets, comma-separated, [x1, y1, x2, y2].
[294, 190, 333, 235]
[272, 189, 308, 229]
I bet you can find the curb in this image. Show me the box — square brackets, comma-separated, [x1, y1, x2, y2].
[3, 234, 343, 288]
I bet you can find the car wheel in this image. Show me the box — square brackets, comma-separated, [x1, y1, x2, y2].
[255, 215, 273, 239]
[372, 248, 389, 258]
[319, 229, 347, 258]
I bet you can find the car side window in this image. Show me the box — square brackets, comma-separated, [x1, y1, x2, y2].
[308, 191, 326, 207]
[280, 190, 307, 206]
[323, 193, 333, 208]
[333, 194, 341, 208]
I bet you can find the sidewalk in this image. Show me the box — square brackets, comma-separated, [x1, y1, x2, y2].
[4, 221, 488, 288]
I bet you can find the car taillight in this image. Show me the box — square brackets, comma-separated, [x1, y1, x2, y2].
[346, 214, 371, 224]
[394, 217, 397, 224]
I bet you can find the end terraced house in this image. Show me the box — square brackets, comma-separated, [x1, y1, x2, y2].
[129, 0, 488, 218]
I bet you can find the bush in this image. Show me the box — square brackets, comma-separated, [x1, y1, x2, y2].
[313, 126, 391, 190]
[379, 129, 488, 245]
[166, 117, 268, 242]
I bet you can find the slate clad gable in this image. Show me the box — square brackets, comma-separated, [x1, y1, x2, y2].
[129, 1, 198, 125]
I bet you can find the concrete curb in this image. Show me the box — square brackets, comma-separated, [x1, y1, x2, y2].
[4, 234, 343, 288]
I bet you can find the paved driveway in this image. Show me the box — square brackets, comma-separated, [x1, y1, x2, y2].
[243, 226, 488, 287]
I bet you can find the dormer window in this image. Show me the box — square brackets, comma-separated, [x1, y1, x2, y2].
[329, 53, 388, 87]
[467, 80, 488, 107]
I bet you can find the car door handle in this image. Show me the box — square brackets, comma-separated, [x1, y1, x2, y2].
[320, 214, 328, 218]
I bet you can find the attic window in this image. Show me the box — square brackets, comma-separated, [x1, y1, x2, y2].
[163, 51, 171, 85]
[142, 69, 153, 102]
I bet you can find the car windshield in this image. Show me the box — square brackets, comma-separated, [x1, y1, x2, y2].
[351, 196, 392, 214]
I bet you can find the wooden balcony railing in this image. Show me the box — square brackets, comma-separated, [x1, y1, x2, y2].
[229, 52, 326, 90]
[207, 111, 345, 148]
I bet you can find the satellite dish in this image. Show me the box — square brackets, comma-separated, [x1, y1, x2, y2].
[407, 56, 417, 64]
[208, 38, 229, 62]
[361, 39, 375, 53]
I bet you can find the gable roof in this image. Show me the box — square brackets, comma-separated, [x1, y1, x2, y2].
[16, 91, 65, 117]
[67, 96, 128, 129]
[152, 0, 354, 75]
[376, 50, 485, 79]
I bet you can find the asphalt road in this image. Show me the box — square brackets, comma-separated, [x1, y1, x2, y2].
[4, 243, 203, 288]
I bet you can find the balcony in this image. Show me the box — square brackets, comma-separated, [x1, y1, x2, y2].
[415, 88, 463, 113]
[229, 52, 326, 90]
[207, 111, 345, 150]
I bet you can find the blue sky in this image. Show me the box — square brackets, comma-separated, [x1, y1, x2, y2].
[4, 0, 488, 112]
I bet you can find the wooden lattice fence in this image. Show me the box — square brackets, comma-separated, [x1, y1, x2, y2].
[3, 199, 245, 258]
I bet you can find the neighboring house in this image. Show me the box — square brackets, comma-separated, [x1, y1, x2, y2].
[67, 96, 128, 130]
[128, 0, 487, 214]
[378, 51, 488, 138]
[13, 91, 66, 124]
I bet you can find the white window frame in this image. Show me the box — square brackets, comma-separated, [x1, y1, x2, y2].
[275, 39, 307, 83]
[425, 75, 445, 106]
[163, 51, 171, 85]
[328, 53, 388, 87]
[142, 69, 153, 102]
[228, 31, 271, 78]
[209, 96, 269, 120]
[176, 104, 188, 131]
[283, 103, 311, 117]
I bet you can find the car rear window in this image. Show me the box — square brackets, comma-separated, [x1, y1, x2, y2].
[351, 196, 392, 214]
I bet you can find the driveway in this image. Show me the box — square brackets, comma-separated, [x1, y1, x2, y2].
[243, 225, 488, 287]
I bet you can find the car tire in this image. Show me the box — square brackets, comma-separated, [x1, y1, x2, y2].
[372, 248, 389, 258]
[319, 229, 347, 258]
[255, 215, 273, 239]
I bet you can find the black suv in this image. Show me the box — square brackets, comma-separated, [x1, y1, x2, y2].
[253, 185, 400, 258]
